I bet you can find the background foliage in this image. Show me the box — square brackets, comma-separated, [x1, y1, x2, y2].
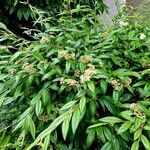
[0, 0, 107, 38]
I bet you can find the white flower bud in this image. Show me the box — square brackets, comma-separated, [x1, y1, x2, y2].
[119, 21, 129, 27]
[140, 33, 146, 40]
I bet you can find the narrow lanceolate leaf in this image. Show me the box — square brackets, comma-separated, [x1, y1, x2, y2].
[29, 118, 36, 139]
[0, 96, 5, 107]
[117, 121, 131, 134]
[100, 80, 107, 94]
[144, 126, 150, 131]
[79, 96, 86, 112]
[135, 117, 142, 130]
[87, 81, 95, 93]
[62, 116, 70, 140]
[41, 70, 56, 81]
[35, 100, 42, 116]
[60, 100, 77, 111]
[88, 123, 107, 129]
[42, 88, 50, 106]
[26, 110, 71, 150]
[99, 116, 122, 124]
[131, 141, 139, 150]
[65, 61, 71, 74]
[13, 119, 25, 132]
[72, 108, 81, 134]
[134, 128, 142, 141]
[120, 110, 133, 121]
[113, 90, 119, 103]
[10, 51, 24, 62]
[43, 134, 50, 150]
[141, 135, 150, 150]
[86, 129, 95, 148]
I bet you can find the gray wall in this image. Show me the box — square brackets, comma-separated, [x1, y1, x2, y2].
[102, 0, 142, 25]
[126, 0, 141, 7]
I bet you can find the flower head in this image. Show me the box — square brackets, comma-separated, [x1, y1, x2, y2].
[40, 36, 49, 44]
[58, 50, 75, 60]
[140, 33, 146, 40]
[119, 21, 129, 27]
[22, 63, 36, 74]
[79, 55, 93, 64]
[80, 64, 96, 83]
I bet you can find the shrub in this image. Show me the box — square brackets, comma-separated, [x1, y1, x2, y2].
[0, 0, 107, 33]
[1, 8, 150, 150]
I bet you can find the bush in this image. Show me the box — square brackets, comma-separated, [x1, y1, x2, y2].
[0, 0, 107, 34]
[1, 8, 150, 150]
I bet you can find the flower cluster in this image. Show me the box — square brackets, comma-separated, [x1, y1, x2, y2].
[74, 69, 80, 77]
[38, 60, 46, 66]
[139, 33, 146, 40]
[39, 115, 50, 122]
[130, 103, 146, 119]
[60, 78, 79, 87]
[109, 78, 123, 91]
[22, 63, 36, 74]
[67, 79, 79, 87]
[109, 78, 132, 90]
[80, 64, 96, 83]
[119, 21, 129, 27]
[123, 78, 132, 87]
[141, 59, 150, 68]
[101, 31, 109, 38]
[58, 50, 75, 60]
[39, 36, 49, 44]
[79, 55, 93, 64]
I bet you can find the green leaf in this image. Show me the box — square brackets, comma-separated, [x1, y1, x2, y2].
[134, 128, 142, 141]
[144, 126, 150, 131]
[43, 134, 50, 150]
[79, 96, 86, 112]
[42, 88, 50, 106]
[0, 96, 5, 107]
[120, 110, 133, 121]
[26, 110, 71, 150]
[135, 117, 142, 130]
[104, 128, 112, 141]
[90, 100, 96, 116]
[141, 135, 150, 150]
[133, 81, 147, 87]
[100, 80, 107, 94]
[42, 70, 56, 81]
[138, 103, 150, 117]
[13, 119, 24, 132]
[10, 51, 24, 62]
[87, 81, 95, 93]
[101, 142, 111, 150]
[24, 116, 30, 132]
[72, 108, 81, 134]
[99, 116, 122, 124]
[118, 121, 131, 134]
[0, 22, 7, 30]
[65, 61, 71, 74]
[60, 101, 77, 111]
[112, 138, 120, 150]
[131, 141, 139, 150]
[0, 135, 10, 146]
[32, 51, 44, 60]
[88, 123, 107, 129]
[86, 129, 95, 148]
[62, 116, 70, 140]
[113, 90, 119, 103]
[29, 118, 36, 139]
[35, 100, 42, 116]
